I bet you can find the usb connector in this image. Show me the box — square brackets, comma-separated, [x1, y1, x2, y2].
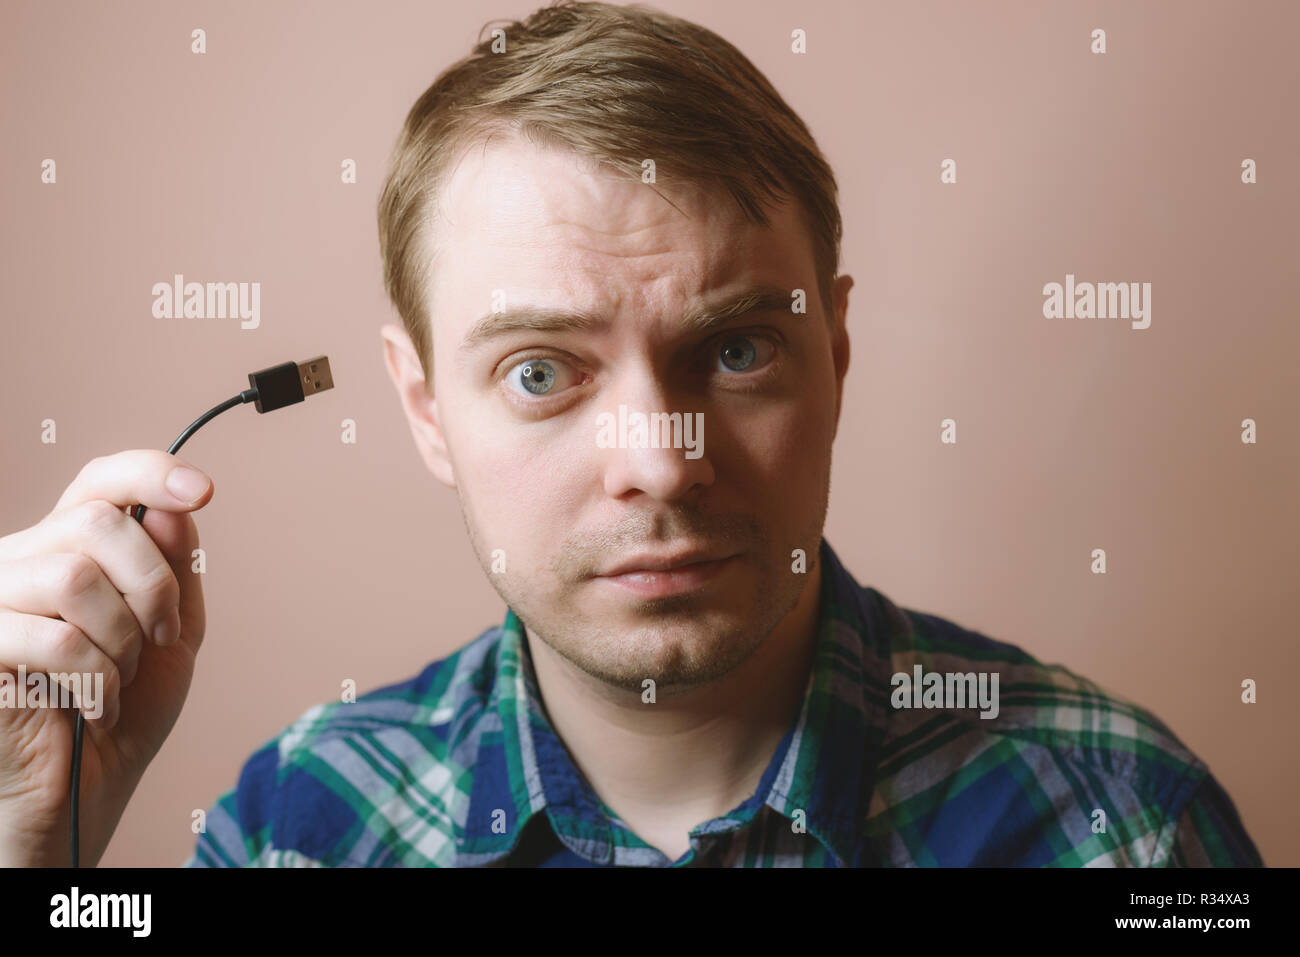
[298, 356, 334, 396]
[247, 355, 335, 413]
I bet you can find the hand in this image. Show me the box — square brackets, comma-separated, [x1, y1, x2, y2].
[0, 450, 213, 866]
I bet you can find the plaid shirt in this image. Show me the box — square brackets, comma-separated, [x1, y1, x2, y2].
[185, 539, 1263, 867]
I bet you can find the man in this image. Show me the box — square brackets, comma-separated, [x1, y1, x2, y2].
[0, 1, 1261, 867]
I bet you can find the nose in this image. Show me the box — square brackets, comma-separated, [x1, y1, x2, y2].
[597, 375, 714, 503]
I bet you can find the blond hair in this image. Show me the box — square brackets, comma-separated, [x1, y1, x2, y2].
[377, 0, 842, 383]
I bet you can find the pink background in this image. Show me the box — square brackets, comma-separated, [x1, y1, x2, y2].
[1, 0, 1295, 866]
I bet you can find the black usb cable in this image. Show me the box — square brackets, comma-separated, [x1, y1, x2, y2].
[68, 356, 334, 867]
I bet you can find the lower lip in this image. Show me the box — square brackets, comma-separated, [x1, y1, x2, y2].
[594, 555, 738, 598]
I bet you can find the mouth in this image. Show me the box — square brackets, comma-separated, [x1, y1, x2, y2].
[592, 549, 740, 598]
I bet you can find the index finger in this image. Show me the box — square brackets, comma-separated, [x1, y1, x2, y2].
[51, 450, 214, 517]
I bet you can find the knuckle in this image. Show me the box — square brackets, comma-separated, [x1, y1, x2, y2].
[46, 619, 91, 662]
[138, 560, 180, 606]
[53, 553, 102, 601]
[73, 499, 125, 537]
[74, 455, 108, 486]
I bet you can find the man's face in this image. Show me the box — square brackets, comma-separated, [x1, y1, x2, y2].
[390, 131, 850, 695]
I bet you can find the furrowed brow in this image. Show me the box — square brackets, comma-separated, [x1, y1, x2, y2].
[459, 286, 798, 353]
[681, 287, 798, 333]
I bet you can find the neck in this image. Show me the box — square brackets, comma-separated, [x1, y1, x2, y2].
[524, 559, 824, 854]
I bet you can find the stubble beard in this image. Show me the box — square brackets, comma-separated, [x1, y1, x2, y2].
[458, 470, 830, 696]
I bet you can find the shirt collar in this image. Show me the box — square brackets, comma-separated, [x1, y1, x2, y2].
[456, 538, 888, 866]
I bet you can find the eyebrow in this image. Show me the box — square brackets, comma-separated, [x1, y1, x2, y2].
[459, 285, 798, 352]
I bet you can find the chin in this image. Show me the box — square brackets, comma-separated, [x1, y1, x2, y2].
[577, 618, 758, 688]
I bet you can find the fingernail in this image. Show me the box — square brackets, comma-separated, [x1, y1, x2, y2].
[154, 608, 181, 646]
[166, 466, 210, 505]
[100, 695, 119, 730]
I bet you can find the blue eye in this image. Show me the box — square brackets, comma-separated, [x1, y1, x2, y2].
[505, 357, 581, 399]
[518, 360, 556, 394]
[718, 337, 758, 372]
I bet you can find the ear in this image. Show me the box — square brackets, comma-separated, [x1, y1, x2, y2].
[829, 274, 853, 435]
[381, 323, 456, 488]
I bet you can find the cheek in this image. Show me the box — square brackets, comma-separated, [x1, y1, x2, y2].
[716, 388, 835, 490]
[447, 400, 592, 549]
